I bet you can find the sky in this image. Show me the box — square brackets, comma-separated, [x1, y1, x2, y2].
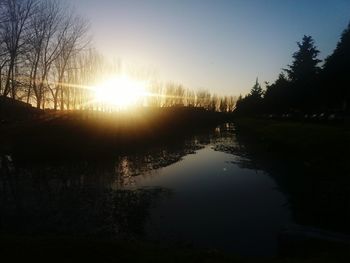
[73, 0, 350, 96]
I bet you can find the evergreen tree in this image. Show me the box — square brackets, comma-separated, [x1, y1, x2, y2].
[234, 78, 263, 115]
[249, 78, 264, 99]
[284, 35, 321, 82]
[264, 73, 291, 113]
[284, 35, 321, 111]
[323, 22, 350, 111]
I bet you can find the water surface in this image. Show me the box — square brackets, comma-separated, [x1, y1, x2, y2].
[131, 145, 291, 255]
[0, 124, 292, 256]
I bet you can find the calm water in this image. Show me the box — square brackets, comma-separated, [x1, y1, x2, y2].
[0, 124, 292, 256]
[132, 146, 291, 256]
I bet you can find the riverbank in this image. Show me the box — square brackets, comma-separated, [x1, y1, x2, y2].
[0, 98, 233, 160]
[233, 118, 350, 233]
[230, 118, 350, 261]
[233, 118, 350, 172]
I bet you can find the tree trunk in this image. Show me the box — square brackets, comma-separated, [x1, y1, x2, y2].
[60, 85, 64, 110]
[36, 96, 41, 109]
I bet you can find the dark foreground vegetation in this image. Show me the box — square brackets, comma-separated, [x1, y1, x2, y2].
[233, 118, 350, 177]
[1, 235, 349, 263]
[0, 96, 234, 160]
[0, 237, 247, 263]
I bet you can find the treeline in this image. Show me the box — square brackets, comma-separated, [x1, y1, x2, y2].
[236, 23, 350, 116]
[146, 83, 237, 112]
[0, 0, 237, 112]
[0, 0, 98, 110]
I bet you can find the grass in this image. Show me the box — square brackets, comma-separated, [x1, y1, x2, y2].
[0, 236, 251, 263]
[1, 236, 349, 263]
[234, 118, 350, 174]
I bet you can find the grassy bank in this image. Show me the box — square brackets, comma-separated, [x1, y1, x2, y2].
[0, 100, 233, 160]
[234, 118, 350, 172]
[234, 118, 350, 234]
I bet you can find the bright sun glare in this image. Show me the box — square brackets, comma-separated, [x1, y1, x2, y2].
[94, 76, 148, 108]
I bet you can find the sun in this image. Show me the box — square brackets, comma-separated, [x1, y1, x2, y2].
[94, 76, 148, 108]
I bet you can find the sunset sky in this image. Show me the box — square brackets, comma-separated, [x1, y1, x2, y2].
[75, 0, 350, 96]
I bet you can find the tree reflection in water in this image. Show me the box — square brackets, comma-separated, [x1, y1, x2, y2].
[0, 160, 172, 238]
[0, 124, 234, 239]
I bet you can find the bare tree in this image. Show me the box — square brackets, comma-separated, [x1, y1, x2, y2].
[196, 90, 211, 109]
[25, 0, 60, 107]
[53, 13, 89, 110]
[0, 0, 36, 98]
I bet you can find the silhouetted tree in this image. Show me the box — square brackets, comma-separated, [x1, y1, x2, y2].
[227, 96, 237, 112]
[0, 0, 36, 99]
[250, 77, 264, 99]
[147, 80, 163, 107]
[284, 35, 321, 82]
[236, 26, 350, 116]
[264, 73, 291, 113]
[235, 78, 263, 115]
[209, 94, 219, 111]
[219, 96, 228, 112]
[284, 35, 321, 111]
[322, 22, 350, 112]
[196, 90, 211, 109]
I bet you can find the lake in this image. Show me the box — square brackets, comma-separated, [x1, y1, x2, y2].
[0, 123, 292, 256]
